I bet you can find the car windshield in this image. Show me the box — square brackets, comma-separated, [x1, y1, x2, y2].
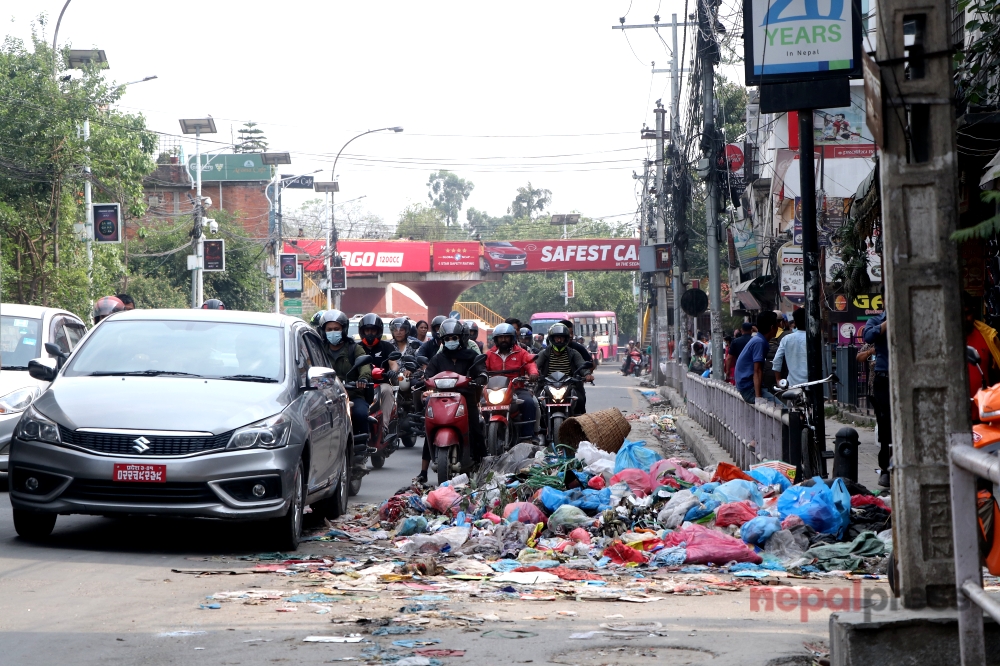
[0, 315, 42, 369]
[64, 319, 284, 381]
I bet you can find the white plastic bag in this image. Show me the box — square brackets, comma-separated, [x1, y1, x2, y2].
[577, 441, 616, 476]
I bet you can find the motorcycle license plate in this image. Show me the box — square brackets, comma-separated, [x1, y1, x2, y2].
[113, 463, 166, 483]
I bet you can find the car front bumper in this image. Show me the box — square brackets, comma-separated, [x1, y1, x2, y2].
[8, 437, 300, 520]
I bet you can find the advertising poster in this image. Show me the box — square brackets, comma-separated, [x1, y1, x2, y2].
[93, 203, 122, 244]
[203, 239, 225, 272]
[482, 238, 640, 272]
[337, 240, 432, 273]
[731, 214, 759, 273]
[788, 89, 876, 158]
[432, 242, 480, 271]
[779, 242, 804, 304]
[837, 321, 866, 345]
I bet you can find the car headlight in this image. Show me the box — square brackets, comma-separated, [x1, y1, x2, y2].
[0, 386, 41, 415]
[549, 386, 568, 401]
[435, 378, 457, 389]
[15, 404, 61, 444]
[227, 413, 291, 450]
[488, 389, 506, 405]
[489, 252, 504, 259]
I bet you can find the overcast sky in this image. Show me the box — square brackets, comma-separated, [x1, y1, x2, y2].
[9, 1, 743, 233]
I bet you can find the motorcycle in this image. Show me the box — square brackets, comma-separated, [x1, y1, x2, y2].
[341, 354, 374, 497]
[479, 358, 536, 457]
[539, 362, 593, 446]
[366, 353, 402, 470]
[396, 356, 426, 448]
[423, 355, 486, 485]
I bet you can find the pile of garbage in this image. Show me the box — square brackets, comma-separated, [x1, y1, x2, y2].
[331, 439, 892, 577]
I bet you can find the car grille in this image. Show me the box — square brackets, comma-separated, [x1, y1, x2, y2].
[58, 427, 233, 456]
[62, 479, 218, 504]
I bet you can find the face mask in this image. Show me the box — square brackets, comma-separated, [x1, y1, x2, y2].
[326, 331, 342, 345]
[363, 334, 378, 345]
[444, 340, 460, 351]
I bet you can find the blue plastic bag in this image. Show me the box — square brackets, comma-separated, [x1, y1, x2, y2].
[684, 498, 720, 522]
[614, 439, 662, 473]
[649, 544, 687, 567]
[712, 479, 764, 507]
[537, 486, 570, 513]
[741, 516, 782, 546]
[749, 467, 792, 491]
[568, 488, 612, 515]
[777, 476, 851, 538]
[397, 516, 428, 536]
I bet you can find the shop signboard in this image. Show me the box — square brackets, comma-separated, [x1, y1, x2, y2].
[828, 291, 884, 322]
[482, 238, 640, 272]
[337, 240, 432, 273]
[187, 154, 271, 182]
[778, 242, 804, 304]
[787, 89, 875, 158]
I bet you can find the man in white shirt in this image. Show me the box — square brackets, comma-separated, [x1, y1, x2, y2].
[772, 308, 808, 387]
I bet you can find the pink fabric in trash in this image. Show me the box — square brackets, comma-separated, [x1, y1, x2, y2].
[781, 514, 805, 530]
[663, 523, 762, 564]
[482, 512, 502, 524]
[649, 459, 678, 480]
[569, 527, 592, 544]
[503, 502, 547, 525]
[426, 486, 462, 515]
[610, 469, 654, 497]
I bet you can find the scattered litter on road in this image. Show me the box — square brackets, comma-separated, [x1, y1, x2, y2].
[302, 634, 366, 643]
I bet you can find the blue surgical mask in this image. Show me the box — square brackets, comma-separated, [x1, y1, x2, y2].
[444, 340, 460, 351]
[326, 331, 342, 345]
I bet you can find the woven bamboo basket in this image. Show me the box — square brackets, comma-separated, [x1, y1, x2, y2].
[558, 408, 632, 453]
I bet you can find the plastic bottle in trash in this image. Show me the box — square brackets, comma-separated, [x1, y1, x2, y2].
[609, 482, 630, 507]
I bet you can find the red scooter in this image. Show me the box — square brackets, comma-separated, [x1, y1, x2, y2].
[480, 359, 536, 457]
[424, 368, 483, 486]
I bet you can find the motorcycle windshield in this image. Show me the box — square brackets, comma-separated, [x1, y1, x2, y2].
[486, 376, 509, 390]
[547, 372, 568, 383]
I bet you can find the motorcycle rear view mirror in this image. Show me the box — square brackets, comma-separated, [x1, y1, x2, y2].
[415, 355, 429, 366]
[349, 355, 373, 376]
[967, 345, 983, 367]
[777, 378, 789, 390]
[388, 351, 403, 361]
[580, 362, 594, 372]
[472, 353, 488, 367]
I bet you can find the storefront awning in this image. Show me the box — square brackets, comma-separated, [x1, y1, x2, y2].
[732, 276, 776, 311]
[981, 149, 1000, 189]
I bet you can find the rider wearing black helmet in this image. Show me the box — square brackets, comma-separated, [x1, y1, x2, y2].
[93, 296, 125, 324]
[311, 310, 326, 331]
[519, 327, 536, 352]
[320, 310, 372, 442]
[558, 319, 594, 414]
[358, 313, 399, 435]
[416, 314, 448, 361]
[420, 319, 486, 482]
[466, 321, 484, 351]
[389, 317, 420, 356]
[202, 299, 225, 310]
[536, 323, 588, 414]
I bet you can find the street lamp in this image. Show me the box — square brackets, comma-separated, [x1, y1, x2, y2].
[180, 117, 218, 308]
[325, 127, 403, 310]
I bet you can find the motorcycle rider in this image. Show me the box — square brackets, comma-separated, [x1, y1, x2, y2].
[468, 321, 484, 351]
[418, 319, 486, 483]
[485, 323, 540, 441]
[320, 310, 372, 444]
[536, 323, 589, 415]
[390, 317, 421, 357]
[357, 313, 400, 437]
[202, 298, 225, 310]
[311, 310, 326, 331]
[558, 319, 595, 414]
[416, 315, 449, 361]
[519, 327, 537, 352]
[93, 296, 125, 324]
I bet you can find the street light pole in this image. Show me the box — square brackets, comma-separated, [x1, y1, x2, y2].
[325, 126, 403, 311]
[51, 0, 73, 79]
[179, 118, 217, 307]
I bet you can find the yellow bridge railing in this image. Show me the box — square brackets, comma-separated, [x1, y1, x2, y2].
[453, 301, 505, 327]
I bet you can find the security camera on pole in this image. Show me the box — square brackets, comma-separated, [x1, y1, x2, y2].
[180, 117, 217, 308]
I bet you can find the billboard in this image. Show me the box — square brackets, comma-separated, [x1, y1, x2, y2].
[187, 154, 271, 182]
[743, 0, 863, 84]
[482, 238, 640, 272]
[338, 240, 431, 273]
[432, 242, 480, 271]
[203, 239, 225, 272]
[788, 89, 875, 158]
[93, 203, 121, 244]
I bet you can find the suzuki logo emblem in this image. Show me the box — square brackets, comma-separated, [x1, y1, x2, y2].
[132, 436, 151, 453]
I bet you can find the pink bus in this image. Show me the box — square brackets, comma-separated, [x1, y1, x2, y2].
[529, 311, 618, 361]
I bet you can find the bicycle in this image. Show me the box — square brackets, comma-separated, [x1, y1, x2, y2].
[775, 374, 837, 480]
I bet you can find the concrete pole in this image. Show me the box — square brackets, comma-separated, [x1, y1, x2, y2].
[876, 5, 967, 609]
[670, 14, 689, 369]
[654, 102, 667, 385]
[191, 127, 202, 308]
[703, 42, 723, 377]
[83, 119, 93, 289]
[273, 174, 282, 314]
[325, 191, 332, 310]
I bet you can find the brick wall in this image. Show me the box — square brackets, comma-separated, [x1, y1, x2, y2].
[140, 175, 271, 240]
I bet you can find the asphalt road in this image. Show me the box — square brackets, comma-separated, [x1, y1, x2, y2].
[0, 364, 691, 666]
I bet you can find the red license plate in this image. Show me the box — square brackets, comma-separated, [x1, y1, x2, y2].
[113, 463, 166, 483]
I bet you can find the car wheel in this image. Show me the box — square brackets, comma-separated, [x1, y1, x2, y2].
[271, 459, 304, 551]
[436, 446, 450, 486]
[332, 447, 351, 517]
[479, 257, 490, 272]
[370, 453, 385, 469]
[13, 509, 56, 540]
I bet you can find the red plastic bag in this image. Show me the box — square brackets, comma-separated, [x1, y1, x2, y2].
[588, 475, 606, 490]
[781, 514, 804, 530]
[715, 501, 760, 527]
[482, 512, 502, 524]
[569, 527, 592, 544]
[663, 524, 762, 564]
[426, 486, 462, 515]
[604, 541, 648, 564]
[503, 502, 547, 525]
[711, 461, 757, 483]
[610, 469, 654, 497]
[851, 494, 890, 511]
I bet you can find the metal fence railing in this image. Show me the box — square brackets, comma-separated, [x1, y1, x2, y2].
[949, 442, 1000, 664]
[682, 371, 785, 467]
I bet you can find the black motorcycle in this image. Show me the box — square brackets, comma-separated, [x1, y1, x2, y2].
[396, 356, 426, 448]
[538, 362, 593, 446]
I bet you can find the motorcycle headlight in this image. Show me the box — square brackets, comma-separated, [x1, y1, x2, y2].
[227, 413, 291, 450]
[0, 386, 41, 415]
[549, 386, 568, 401]
[435, 378, 457, 389]
[488, 389, 506, 405]
[15, 404, 61, 444]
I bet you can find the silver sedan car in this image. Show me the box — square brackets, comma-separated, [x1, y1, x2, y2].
[0, 304, 88, 473]
[8, 309, 356, 550]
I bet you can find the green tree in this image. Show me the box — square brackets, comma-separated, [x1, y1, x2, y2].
[508, 182, 552, 220]
[426, 171, 474, 226]
[716, 75, 747, 142]
[234, 121, 268, 153]
[395, 203, 468, 241]
[0, 29, 156, 320]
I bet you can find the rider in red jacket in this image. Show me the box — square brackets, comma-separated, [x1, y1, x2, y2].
[484, 323, 539, 439]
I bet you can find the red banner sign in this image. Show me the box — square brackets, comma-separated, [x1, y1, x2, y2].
[337, 240, 431, 273]
[484, 238, 639, 272]
[432, 242, 481, 271]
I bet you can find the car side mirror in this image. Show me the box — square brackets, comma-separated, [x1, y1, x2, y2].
[45, 342, 69, 369]
[28, 358, 58, 382]
[305, 366, 336, 390]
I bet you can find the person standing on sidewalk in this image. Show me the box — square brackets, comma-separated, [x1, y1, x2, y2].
[863, 310, 891, 488]
[772, 308, 808, 387]
[724, 322, 753, 384]
[734, 311, 781, 405]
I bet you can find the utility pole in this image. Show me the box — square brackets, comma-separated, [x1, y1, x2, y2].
[192, 127, 203, 308]
[653, 101, 667, 385]
[698, 1, 724, 375]
[83, 118, 93, 287]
